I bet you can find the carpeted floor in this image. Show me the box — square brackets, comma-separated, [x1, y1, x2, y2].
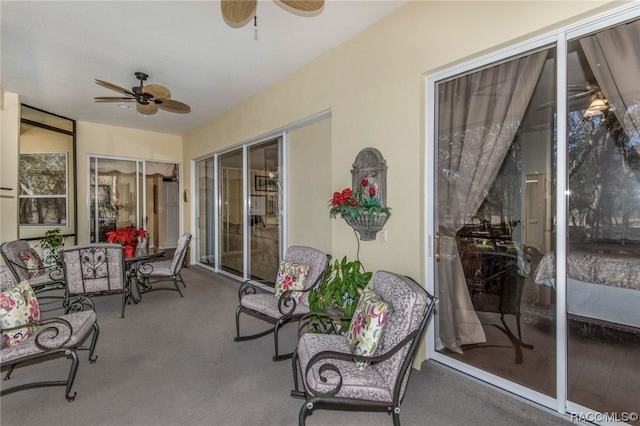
[0, 266, 571, 426]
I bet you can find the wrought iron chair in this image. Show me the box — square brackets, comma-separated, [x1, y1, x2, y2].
[0, 266, 99, 401]
[235, 245, 331, 361]
[1, 240, 65, 294]
[291, 271, 437, 426]
[136, 233, 192, 298]
[61, 243, 129, 318]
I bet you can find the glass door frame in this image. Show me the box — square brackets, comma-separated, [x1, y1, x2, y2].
[88, 155, 176, 243]
[424, 2, 640, 419]
[194, 133, 288, 284]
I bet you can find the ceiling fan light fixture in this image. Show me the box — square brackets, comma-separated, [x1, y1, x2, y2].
[583, 94, 609, 118]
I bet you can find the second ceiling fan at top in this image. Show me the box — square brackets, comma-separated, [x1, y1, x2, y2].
[221, 0, 324, 27]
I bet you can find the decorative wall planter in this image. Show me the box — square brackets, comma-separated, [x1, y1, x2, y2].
[342, 212, 389, 241]
[330, 148, 390, 241]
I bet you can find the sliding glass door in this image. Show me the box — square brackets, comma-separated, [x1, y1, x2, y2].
[219, 150, 244, 276]
[430, 12, 640, 422]
[565, 20, 640, 421]
[89, 157, 143, 243]
[433, 47, 557, 396]
[195, 138, 282, 283]
[89, 156, 178, 247]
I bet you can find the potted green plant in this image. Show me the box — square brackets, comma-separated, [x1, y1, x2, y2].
[308, 256, 373, 329]
[37, 228, 65, 268]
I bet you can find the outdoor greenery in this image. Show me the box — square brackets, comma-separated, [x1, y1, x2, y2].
[18, 153, 68, 225]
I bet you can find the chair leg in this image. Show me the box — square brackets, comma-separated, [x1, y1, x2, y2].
[234, 306, 276, 342]
[299, 400, 313, 426]
[64, 349, 80, 401]
[87, 322, 100, 363]
[290, 349, 306, 399]
[273, 318, 293, 361]
[172, 276, 184, 297]
[178, 271, 186, 288]
[120, 290, 127, 318]
[392, 406, 401, 426]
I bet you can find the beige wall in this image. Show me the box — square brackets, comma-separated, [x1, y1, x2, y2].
[287, 117, 332, 254]
[0, 92, 20, 245]
[183, 1, 619, 281]
[75, 121, 183, 243]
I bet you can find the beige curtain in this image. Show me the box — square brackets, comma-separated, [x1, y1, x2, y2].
[436, 51, 548, 353]
[580, 19, 640, 150]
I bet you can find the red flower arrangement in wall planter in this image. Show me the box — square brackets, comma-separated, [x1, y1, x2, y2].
[106, 227, 147, 258]
[329, 179, 391, 241]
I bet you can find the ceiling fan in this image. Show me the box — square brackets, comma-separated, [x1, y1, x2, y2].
[536, 84, 602, 111]
[94, 72, 191, 115]
[221, 0, 324, 27]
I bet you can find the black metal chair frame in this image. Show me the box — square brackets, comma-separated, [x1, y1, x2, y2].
[234, 247, 330, 361]
[291, 275, 437, 426]
[136, 233, 192, 298]
[1, 305, 99, 401]
[0, 240, 66, 294]
[61, 244, 129, 318]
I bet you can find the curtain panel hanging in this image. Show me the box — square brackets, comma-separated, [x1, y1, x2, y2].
[436, 51, 548, 353]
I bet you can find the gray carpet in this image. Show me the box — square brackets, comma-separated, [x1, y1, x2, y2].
[0, 266, 570, 426]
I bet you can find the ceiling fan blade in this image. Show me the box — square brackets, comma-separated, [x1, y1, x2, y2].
[221, 0, 257, 26]
[94, 97, 135, 102]
[156, 99, 191, 113]
[279, 0, 324, 12]
[137, 102, 158, 116]
[143, 84, 171, 100]
[536, 90, 596, 110]
[95, 79, 135, 96]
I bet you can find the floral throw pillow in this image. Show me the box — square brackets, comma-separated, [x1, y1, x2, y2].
[0, 280, 41, 349]
[19, 248, 45, 278]
[273, 261, 309, 304]
[346, 287, 389, 369]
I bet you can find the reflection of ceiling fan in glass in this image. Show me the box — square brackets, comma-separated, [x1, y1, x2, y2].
[537, 83, 610, 117]
[221, 0, 324, 27]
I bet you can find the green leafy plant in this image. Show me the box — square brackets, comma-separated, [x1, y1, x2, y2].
[329, 178, 391, 226]
[308, 256, 373, 329]
[37, 228, 65, 267]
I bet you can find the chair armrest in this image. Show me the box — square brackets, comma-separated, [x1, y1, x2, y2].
[237, 279, 271, 302]
[297, 311, 351, 338]
[1, 317, 74, 353]
[3, 258, 63, 283]
[303, 328, 421, 398]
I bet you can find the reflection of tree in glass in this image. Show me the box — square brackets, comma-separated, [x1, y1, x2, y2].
[567, 112, 640, 240]
[18, 153, 67, 225]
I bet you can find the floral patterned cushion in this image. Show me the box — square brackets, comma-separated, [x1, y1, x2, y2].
[346, 287, 389, 369]
[273, 261, 309, 303]
[0, 280, 40, 349]
[19, 248, 45, 278]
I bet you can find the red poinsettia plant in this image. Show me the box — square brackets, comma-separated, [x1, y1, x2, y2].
[106, 227, 147, 246]
[329, 178, 391, 222]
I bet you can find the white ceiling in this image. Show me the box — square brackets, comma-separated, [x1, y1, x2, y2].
[1, 0, 410, 136]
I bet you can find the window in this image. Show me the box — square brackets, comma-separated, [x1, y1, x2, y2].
[18, 152, 68, 225]
[19, 104, 76, 241]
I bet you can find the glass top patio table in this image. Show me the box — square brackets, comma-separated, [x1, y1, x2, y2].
[125, 247, 165, 303]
